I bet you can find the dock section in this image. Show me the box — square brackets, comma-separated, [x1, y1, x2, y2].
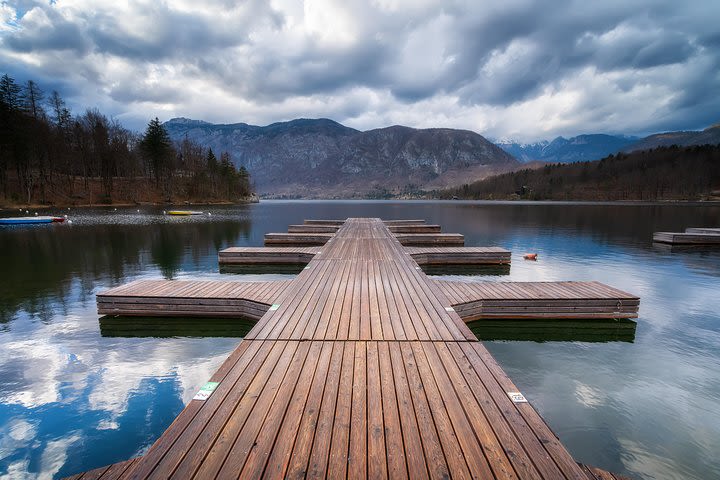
[653, 226, 720, 245]
[406, 246, 511, 265]
[98, 280, 290, 320]
[436, 280, 639, 320]
[219, 245, 510, 266]
[97, 278, 636, 322]
[85, 218, 639, 480]
[218, 246, 321, 264]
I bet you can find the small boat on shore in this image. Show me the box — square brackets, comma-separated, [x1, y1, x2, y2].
[166, 210, 203, 216]
[0, 216, 65, 225]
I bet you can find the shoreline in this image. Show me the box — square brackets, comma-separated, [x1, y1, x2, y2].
[0, 196, 260, 211]
[3, 197, 720, 211]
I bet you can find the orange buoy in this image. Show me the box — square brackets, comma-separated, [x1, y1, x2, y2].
[523, 253, 538, 260]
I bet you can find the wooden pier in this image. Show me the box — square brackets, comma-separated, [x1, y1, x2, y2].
[437, 280, 639, 320]
[80, 218, 639, 479]
[653, 226, 720, 245]
[219, 246, 511, 266]
[98, 280, 291, 320]
[264, 232, 465, 246]
[98, 279, 637, 322]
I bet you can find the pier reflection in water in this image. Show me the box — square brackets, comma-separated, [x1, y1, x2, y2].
[468, 319, 637, 343]
[99, 316, 257, 339]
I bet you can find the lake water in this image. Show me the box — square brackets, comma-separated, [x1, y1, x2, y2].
[1, 200, 719, 479]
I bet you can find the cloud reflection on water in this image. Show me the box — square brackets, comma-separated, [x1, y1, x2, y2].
[0, 202, 719, 479]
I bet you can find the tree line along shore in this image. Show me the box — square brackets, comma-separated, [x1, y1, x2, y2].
[435, 144, 720, 201]
[0, 74, 253, 208]
[3, 73, 718, 206]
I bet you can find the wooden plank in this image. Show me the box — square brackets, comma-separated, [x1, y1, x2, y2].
[327, 341, 354, 479]
[191, 341, 299, 479]
[236, 342, 318, 479]
[413, 342, 496, 478]
[401, 342, 470, 478]
[60, 458, 140, 480]
[348, 341, 368, 480]
[260, 340, 326, 477]
[282, 341, 337, 478]
[303, 342, 345, 478]
[377, 342, 408, 479]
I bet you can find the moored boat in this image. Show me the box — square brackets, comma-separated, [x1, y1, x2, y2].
[166, 210, 203, 216]
[0, 216, 65, 225]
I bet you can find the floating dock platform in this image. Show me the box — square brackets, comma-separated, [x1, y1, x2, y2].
[75, 218, 638, 479]
[219, 246, 511, 266]
[653, 226, 720, 245]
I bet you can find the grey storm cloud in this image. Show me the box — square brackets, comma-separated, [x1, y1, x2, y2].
[0, 0, 718, 140]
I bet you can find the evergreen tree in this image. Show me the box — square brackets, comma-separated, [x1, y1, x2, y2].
[139, 117, 172, 187]
[0, 74, 21, 110]
[206, 148, 218, 195]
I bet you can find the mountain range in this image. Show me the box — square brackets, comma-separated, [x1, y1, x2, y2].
[164, 118, 517, 197]
[164, 118, 720, 197]
[495, 134, 639, 163]
[497, 125, 720, 163]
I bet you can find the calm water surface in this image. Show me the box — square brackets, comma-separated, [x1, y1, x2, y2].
[0, 201, 719, 479]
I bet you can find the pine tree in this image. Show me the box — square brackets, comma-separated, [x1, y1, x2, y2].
[139, 117, 172, 188]
[0, 74, 21, 110]
[206, 148, 218, 196]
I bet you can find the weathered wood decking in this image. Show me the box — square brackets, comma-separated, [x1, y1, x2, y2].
[98, 279, 638, 321]
[437, 280, 639, 320]
[264, 231, 465, 246]
[65, 458, 141, 480]
[65, 457, 629, 480]
[653, 226, 720, 244]
[98, 280, 292, 320]
[82, 218, 639, 479]
[287, 224, 442, 234]
[219, 246, 510, 266]
[219, 246, 321, 264]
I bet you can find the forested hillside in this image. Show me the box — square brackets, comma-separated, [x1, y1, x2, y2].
[438, 145, 720, 201]
[0, 74, 252, 206]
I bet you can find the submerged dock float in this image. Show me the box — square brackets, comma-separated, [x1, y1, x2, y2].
[83, 218, 638, 479]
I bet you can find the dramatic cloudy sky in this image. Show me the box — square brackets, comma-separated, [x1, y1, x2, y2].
[1, 0, 718, 141]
